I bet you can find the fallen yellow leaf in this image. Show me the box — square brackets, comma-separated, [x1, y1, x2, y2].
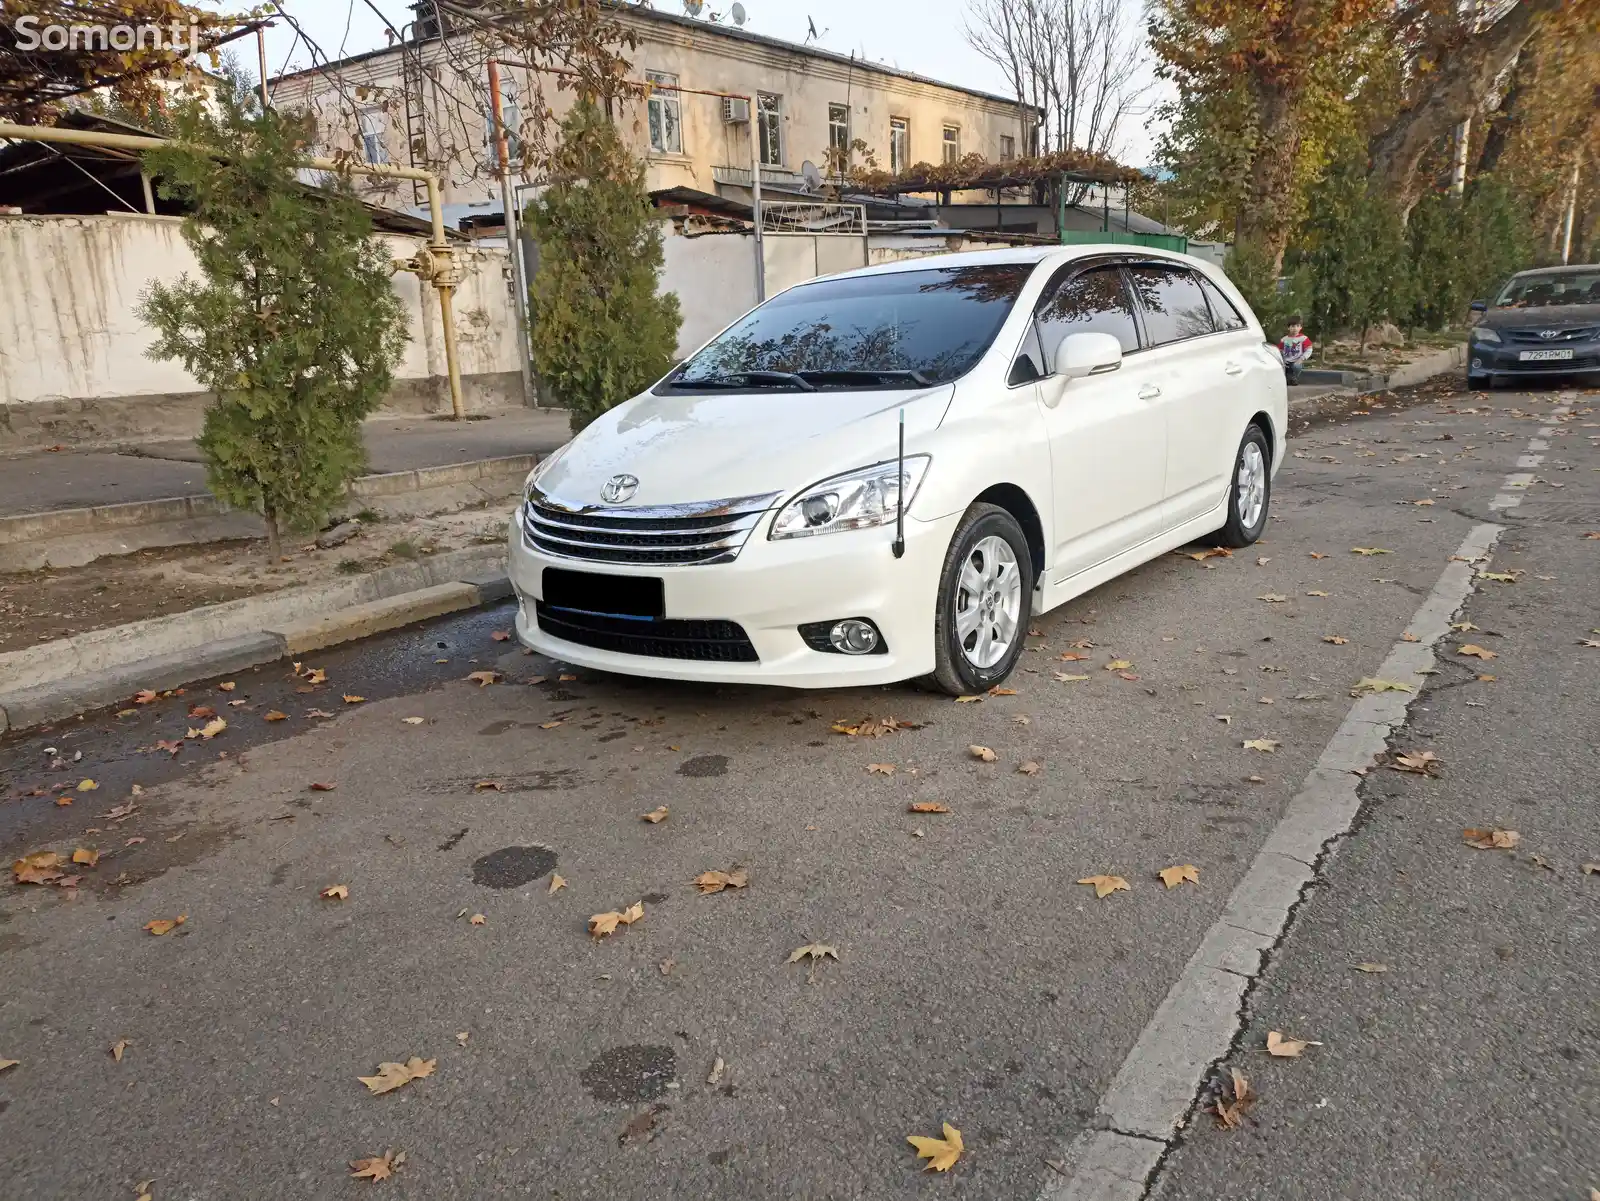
[342, 695, 365, 705]
[1017, 761, 1042, 776]
[641, 805, 669, 824]
[349, 1149, 405, 1181]
[908, 801, 951, 813]
[1266, 1030, 1318, 1058]
[358, 1057, 435, 1095]
[263, 710, 288, 722]
[321, 884, 349, 900]
[1457, 644, 1497, 660]
[1105, 659, 1133, 671]
[71, 847, 100, 867]
[1077, 874, 1130, 899]
[1390, 751, 1442, 777]
[787, 942, 838, 963]
[968, 745, 997, 763]
[1479, 571, 1518, 583]
[866, 763, 895, 775]
[1351, 678, 1414, 696]
[1055, 672, 1091, 682]
[466, 671, 502, 687]
[1258, 593, 1288, 603]
[1158, 864, 1199, 888]
[144, 915, 186, 936]
[907, 1122, 964, 1172]
[0, 1058, 16, 1072]
[218, 682, 236, 692]
[76, 779, 98, 792]
[988, 685, 1018, 696]
[693, 867, 750, 894]
[589, 903, 645, 938]
[469, 913, 486, 926]
[1306, 589, 1330, 597]
[402, 716, 425, 725]
[1351, 547, 1392, 556]
[111, 1039, 129, 1062]
[954, 694, 983, 703]
[548, 874, 566, 894]
[1352, 962, 1389, 973]
[1322, 635, 1348, 645]
[1243, 738, 1279, 752]
[1463, 827, 1520, 850]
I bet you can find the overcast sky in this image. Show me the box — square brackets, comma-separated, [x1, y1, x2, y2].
[229, 0, 1170, 167]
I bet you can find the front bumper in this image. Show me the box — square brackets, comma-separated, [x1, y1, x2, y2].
[1469, 341, 1600, 377]
[507, 507, 960, 688]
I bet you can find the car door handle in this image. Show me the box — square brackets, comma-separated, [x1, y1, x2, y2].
[1224, 361, 1245, 376]
[1139, 384, 1162, 400]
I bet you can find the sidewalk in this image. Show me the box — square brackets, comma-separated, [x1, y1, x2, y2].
[1, 409, 571, 518]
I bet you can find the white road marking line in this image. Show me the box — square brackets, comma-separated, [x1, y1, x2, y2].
[1038, 406, 1571, 1201]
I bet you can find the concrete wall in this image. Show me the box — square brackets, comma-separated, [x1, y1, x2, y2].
[0, 214, 522, 420]
[661, 226, 759, 358]
[271, 13, 1031, 213]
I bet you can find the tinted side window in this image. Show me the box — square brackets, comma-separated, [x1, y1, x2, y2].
[1198, 275, 1247, 331]
[1036, 267, 1140, 359]
[1127, 266, 1215, 345]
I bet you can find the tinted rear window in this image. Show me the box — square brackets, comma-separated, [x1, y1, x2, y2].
[1127, 265, 1215, 345]
[665, 264, 1034, 390]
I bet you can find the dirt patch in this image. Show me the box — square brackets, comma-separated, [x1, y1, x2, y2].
[0, 507, 510, 654]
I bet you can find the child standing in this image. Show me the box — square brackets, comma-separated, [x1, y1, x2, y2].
[1280, 317, 1313, 384]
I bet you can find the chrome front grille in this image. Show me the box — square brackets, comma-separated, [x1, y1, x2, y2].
[1507, 325, 1599, 344]
[523, 488, 782, 566]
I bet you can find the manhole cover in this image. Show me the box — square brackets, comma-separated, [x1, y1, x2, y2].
[581, 1045, 676, 1103]
[471, 845, 557, 889]
[678, 755, 729, 778]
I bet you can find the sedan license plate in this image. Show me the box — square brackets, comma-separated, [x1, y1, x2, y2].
[1518, 348, 1573, 361]
[542, 568, 664, 619]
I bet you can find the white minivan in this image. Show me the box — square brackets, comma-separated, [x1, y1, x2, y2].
[508, 246, 1286, 695]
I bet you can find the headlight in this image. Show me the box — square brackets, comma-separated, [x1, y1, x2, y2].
[769, 456, 931, 540]
[1472, 326, 1501, 343]
[524, 442, 571, 499]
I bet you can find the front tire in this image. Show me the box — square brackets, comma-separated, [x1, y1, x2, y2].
[1214, 424, 1272, 549]
[1467, 372, 1490, 390]
[929, 503, 1034, 696]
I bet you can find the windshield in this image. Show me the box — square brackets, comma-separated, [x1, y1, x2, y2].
[1494, 270, 1600, 308]
[661, 263, 1035, 393]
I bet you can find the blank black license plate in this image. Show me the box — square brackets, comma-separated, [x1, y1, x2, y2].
[542, 568, 664, 619]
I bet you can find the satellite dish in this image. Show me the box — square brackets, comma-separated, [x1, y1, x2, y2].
[800, 160, 823, 191]
[730, 1, 747, 24]
[683, 0, 703, 14]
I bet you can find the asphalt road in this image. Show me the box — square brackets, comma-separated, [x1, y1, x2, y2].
[1, 384, 1595, 1201]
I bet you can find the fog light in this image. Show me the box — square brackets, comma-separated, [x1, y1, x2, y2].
[1471, 356, 1482, 369]
[830, 619, 879, 655]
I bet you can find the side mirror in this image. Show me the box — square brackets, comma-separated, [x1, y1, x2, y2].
[1469, 299, 1488, 312]
[1051, 331, 1123, 380]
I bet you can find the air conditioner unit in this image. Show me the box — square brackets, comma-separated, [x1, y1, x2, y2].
[722, 97, 751, 124]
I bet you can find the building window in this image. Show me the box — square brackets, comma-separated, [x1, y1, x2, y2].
[646, 71, 682, 155]
[828, 103, 850, 162]
[890, 117, 908, 174]
[484, 76, 521, 166]
[757, 92, 783, 167]
[358, 107, 388, 165]
[1000, 134, 1015, 162]
[942, 124, 960, 164]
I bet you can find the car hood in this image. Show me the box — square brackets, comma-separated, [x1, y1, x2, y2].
[535, 385, 956, 509]
[1478, 302, 1600, 330]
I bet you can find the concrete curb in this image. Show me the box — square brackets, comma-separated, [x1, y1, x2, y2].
[0, 545, 510, 736]
[0, 453, 537, 572]
[1297, 343, 1466, 395]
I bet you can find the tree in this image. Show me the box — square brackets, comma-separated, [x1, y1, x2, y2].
[524, 101, 680, 434]
[0, 0, 248, 123]
[137, 73, 407, 558]
[1149, 0, 1392, 272]
[964, 0, 1142, 172]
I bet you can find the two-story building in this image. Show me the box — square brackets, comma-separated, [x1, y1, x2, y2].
[268, 2, 1036, 220]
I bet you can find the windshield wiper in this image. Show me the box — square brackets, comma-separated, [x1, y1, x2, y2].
[793, 369, 934, 388]
[669, 370, 815, 391]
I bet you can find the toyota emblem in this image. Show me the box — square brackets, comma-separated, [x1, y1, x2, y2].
[601, 474, 639, 504]
[1538, 329, 1559, 339]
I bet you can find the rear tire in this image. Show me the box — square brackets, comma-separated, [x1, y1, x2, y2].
[928, 503, 1034, 697]
[1213, 424, 1272, 549]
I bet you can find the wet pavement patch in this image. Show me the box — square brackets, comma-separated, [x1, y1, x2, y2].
[581, 1045, 677, 1103]
[677, 755, 728, 778]
[471, 845, 557, 889]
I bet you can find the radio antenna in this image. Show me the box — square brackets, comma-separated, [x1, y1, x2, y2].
[892, 408, 906, 560]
